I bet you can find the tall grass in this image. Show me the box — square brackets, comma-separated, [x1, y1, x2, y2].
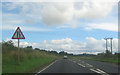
[2, 41, 60, 73]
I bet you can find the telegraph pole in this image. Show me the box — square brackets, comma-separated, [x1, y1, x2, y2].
[110, 38, 113, 54]
[104, 38, 108, 51]
[104, 38, 113, 55]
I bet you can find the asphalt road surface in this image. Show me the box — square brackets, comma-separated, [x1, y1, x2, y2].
[36, 59, 119, 75]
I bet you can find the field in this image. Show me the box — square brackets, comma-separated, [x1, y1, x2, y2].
[2, 41, 60, 73]
[70, 55, 119, 65]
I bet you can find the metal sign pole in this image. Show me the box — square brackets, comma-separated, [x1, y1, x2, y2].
[18, 39, 20, 65]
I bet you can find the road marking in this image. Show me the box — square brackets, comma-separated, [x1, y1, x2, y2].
[69, 59, 109, 75]
[90, 69, 101, 74]
[90, 68, 109, 75]
[97, 69, 106, 73]
[86, 63, 93, 67]
[77, 60, 109, 75]
[81, 61, 84, 63]
[78, 63, 85, 67]
[73, 61, 76, 63]
[35, 60, 57, 75]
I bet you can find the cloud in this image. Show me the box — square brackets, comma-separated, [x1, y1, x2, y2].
[21, 27, 52, 32]
[74, 0, 118, 19]
[86, 37, 105, 50]
[2, 1, 118, 31]
[1, 25, 52, 32]
[85, 23, 118, 32]
[41, 3, 74, 25]
[1, 13, 52, 32]
[2, 0, 119, 2]
[51, 38, 72, 44]
[24, 19, 35, 24]
[40, 1, 117, 25]
[6, 37, 118, 54]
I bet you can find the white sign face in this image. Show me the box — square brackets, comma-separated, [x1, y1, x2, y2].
[12, 27, 25, 39]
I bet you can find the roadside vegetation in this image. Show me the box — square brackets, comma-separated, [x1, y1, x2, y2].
[70, 54, 119, 65]
[2, 40, 119, 73]
[2, 40, 61, 73]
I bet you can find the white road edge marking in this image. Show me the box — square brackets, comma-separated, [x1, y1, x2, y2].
[35, 60, 57, 75]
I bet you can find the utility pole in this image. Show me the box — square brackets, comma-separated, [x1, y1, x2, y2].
[110, 38, 113, 54]
[104, 37, 113, 55]
[104, 38, 109, 54]
[104, 38, 108, 51]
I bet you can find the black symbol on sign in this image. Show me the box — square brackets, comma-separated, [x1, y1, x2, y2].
[17, 31, 21, 38]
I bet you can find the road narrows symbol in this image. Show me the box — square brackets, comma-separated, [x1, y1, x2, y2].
[12, 27, 25, 39]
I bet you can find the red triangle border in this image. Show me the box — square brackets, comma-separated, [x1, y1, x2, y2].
[12, 27, 25, 39]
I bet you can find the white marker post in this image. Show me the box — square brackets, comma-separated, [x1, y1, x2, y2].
[12, 27, 25, 64]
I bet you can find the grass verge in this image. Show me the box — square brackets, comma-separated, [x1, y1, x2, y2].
[70, 55, 119, 65]
[2, 57, 57, 73]
[2, 41, 60, 73]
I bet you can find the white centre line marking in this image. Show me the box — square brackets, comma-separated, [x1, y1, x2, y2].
[73, 61, 76, 63]
[76, 60, 109, 75]
[97, 69, 107, 74]
[78, 63, 86, 67]
[90, 69, 101, 74]
[66, 59, 109, 75]
[86, 63, 93, 67]
[90, 69, 109, 75]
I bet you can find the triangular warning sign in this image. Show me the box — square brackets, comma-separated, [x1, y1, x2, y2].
[12, 27, 25, 39]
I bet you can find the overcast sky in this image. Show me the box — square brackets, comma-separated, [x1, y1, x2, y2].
[0, 0, 119, 54]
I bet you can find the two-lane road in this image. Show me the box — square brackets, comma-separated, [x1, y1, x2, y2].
[41, 59, 94, 73]
[36, 59, 119, 75]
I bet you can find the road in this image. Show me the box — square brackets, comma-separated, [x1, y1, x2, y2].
[36, 59, 119, 75]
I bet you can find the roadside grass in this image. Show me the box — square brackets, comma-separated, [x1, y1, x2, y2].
[82, 57, 118, 64]
[2, 57, 56, 73]
[2, 41, 60, 73]
[70, 55, 119, 65]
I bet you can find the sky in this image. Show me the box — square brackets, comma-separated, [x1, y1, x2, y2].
[0, 0, 119, 54]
